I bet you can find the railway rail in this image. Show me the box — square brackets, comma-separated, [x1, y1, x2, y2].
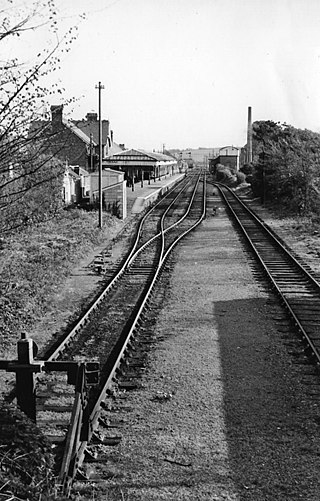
[214, 182, 320, 365]
[1, 171, 206, 496]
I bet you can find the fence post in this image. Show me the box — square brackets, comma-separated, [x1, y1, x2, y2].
[16, 333, 37, 421]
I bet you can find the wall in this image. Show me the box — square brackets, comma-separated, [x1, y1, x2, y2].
[57, 128, 88, 168]
[215, 156, 238, 170]
[90, 169, 127, 219]
[63, 171, 75, 204]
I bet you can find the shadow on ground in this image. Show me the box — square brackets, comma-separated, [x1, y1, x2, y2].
[215, 296, 320, 500]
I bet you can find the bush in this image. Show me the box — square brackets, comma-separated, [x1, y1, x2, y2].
[215, 165, 235, 184]
[236, 171, 246, 184]
[250, 120, 320, 213]
[240, 163, 253, 175]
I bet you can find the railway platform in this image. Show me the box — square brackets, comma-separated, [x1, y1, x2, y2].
[126, 172, 186, 214]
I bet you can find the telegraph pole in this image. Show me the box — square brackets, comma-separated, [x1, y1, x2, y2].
[96, 82, 105, 228]
[247, 106, 253, 164]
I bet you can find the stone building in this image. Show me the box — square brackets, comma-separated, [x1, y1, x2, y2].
[30, 106, 127, 218]
[50, 105, 110, 171]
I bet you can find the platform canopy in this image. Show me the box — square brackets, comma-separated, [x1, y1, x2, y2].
[103, 148, 176, 175]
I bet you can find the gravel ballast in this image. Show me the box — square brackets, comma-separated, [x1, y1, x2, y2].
[76, 195, 320, 500]
[3, 185, 320, 500]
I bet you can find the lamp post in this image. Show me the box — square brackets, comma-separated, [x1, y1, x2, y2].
[95, 81, 104, 228]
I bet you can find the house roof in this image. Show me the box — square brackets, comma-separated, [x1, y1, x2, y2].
[28, 114, 110, 148]
[67, 167, 81, 179]
[62, 118, 95, 146]
[28, 120, 51, 139]
[71, 119, 109, 146]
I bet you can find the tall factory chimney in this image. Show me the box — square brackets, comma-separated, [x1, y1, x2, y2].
[247, 106, 253, 164]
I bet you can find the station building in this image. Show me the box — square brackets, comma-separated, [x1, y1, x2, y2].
[103, 148, 178, 189]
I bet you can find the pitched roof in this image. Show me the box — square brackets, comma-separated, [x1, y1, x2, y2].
[71, 119, 109, 146]
[139, 150, 176, 162]
[62, 118, 95, 146]
[107, 142, 125, 156]
[106, 148, 176, 162]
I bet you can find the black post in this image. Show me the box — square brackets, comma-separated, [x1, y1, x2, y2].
[16, 334, 36, 421]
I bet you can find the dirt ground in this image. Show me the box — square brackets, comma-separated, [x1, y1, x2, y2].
[3, 186, 320, 500]
[71, 192, 320, 500]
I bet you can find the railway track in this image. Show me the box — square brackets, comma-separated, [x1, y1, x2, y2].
[18, 171, 206, 495]
[214, 182, 320, 364]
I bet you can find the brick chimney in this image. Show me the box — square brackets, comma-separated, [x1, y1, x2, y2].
[86, 112, 98, 122]
[51, 105, 63, 132]
[51, 105, 63, 123]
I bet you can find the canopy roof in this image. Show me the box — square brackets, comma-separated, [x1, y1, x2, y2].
[105, 148, 177, 167]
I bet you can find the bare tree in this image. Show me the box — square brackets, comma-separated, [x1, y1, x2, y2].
[0, 0, 83, 233]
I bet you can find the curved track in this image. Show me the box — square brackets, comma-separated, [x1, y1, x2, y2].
[34, 171, 206, 494]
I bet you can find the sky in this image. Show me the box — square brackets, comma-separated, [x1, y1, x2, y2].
[6, 0, 320, 151]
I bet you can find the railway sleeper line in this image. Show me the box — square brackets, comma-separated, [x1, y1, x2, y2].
[0, 171, 206, 497]
[57, 173, 205, 493]
[214, 182, 320, 368]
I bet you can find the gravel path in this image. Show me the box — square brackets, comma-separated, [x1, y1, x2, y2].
[75, 194, 320, 500]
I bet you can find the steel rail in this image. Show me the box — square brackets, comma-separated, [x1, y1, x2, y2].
[213, 182, 320, 290]
[127, 173, 198, 267]
[60, 172, 206, 493]
[215, 182, 320, 364]
[46, 174, 193, 362]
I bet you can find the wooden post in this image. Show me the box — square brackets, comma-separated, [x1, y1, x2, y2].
[16, 333, 37, 421]
[0, 336, 99, 425]
[95, 81, 105, 229]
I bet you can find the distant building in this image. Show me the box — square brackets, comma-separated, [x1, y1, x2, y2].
[169, 147, 218, 166]
[209, 146, 240, 172]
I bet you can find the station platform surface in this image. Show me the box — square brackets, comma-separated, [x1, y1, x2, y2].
[126, 172, 186, 214]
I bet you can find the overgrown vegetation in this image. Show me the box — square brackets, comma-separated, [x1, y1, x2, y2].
[0, 208, 123, 498]
[214, 163, 246, 186]
[0, 210, 123, 356]
[0, 401, 54, 499]
[249, 120, 320, 215]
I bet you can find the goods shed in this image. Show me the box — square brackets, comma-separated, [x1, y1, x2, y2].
[103, 148, 178, 189]
[209, 146, 240, 173]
